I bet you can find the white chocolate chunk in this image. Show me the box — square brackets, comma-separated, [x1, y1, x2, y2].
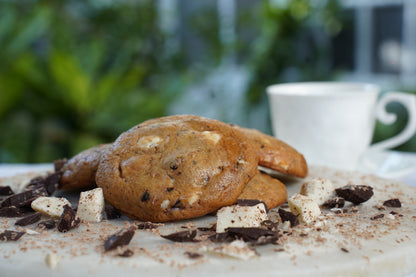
[161, 199, 170, 209]
[216, 203, 268, 233]
[31, 197, 71, 218]
[288, 194, 321, 224]
[45, 253, 59, 269]
[201, 131, 222, 144]
[137, 135, 162, 149]
[300, 178, 335, 205]
[76, 188, 105, 223]
[203, 240, 257, 260]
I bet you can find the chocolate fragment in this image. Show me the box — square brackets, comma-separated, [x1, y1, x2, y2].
[278, 208, 299, 227]
[0, 206, 22, 217]
[208, 232, 233, 243]
[161, 229, 198, 242]
[0, 230, 25, 241]
[44, 172, 61, 195]
[341, 247, 349, 253]
[261, 220, 279, 231]
[38, 219, 57, 230]
[390, 211, 404, 217]
[383, 198, 402, 208]
[185, 252, 203, 259]
[136, 222, 162, 230]
[197, 224, 216, 232]
[57, 205, 80, 232]
[237, 199, 268, 212]
[335, 185, 373, 205]
[105, 205, 121, 220]
[226, 227, 279, 242]
[370, 214, 385, 220]
[118, 249, 134, 257]
[15, 212, 41, 226]
[323, 197, 345, 209]
[1, 189, 46, 208]
[0, 186, 14, 196]
[104, 226, 136, 251]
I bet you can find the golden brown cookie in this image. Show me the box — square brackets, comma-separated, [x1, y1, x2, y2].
[96, 115, 258, 222]
[238, 171, 287, 210]
[232, 126, 308, 178]
[60, 144, 110, 190]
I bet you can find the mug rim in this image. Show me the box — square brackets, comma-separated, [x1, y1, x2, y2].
[266, 81, 380, 97]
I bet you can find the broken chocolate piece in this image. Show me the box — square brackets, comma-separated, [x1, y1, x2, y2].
[261, 220, 279, 231]
[341, 247, 349, 253]
[0, 206, 22, 217]
[371, 214, 385, 220]
[104, 226, 136, 251]
[278, 208, 299, 227]
[185, 251, 203, 259]
[383, 198, 402, 208]
[208, 232, 233, 243]
[118, 249, 134, 257]
[105, 205, 121, 220]
[38, 219, 57, 230]
[15, 212, 41, 226]
[44, 172, 61, 195]
[323, 197, 345, 209]
[226, 227, 278, 242]
[0, 230, 25, 241]
[197, 225, 216, 232]
[57, 205, 80, 232]
[237, 199, 268, 212]
[136, 222, 162, 230]
[335, 185, 373, 205]
[161, 229, 198, 242]
[0, 186, 14, 196]
[1, 189, 46, 208]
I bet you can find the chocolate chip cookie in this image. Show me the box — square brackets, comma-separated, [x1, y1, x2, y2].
[232, 126, 308, 178]
[238, 171, 287, 210]
[96, 115, 258, 222]
[60, 144, 110, 190]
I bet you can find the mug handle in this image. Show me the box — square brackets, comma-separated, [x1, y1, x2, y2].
[369, 92, 416, 151]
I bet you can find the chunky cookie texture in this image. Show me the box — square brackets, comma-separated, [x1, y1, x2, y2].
[96, 115, 258, 222]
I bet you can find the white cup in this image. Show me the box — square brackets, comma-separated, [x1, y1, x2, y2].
[266, 82, 416, 170]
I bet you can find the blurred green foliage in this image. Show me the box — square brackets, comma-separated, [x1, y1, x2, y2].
[0, 0, 413, 163]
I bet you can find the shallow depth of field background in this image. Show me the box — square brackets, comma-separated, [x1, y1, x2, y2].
[0, 0, 415, 163]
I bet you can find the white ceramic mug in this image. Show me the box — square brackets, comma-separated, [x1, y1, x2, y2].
[266, 82, 416, 170]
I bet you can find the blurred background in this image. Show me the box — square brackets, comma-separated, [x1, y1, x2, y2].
[0, 0, 415, 163]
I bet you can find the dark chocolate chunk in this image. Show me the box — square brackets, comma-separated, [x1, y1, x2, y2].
[0, 206, 22, 217]
[335, 185, 374, 205]
[54, 159, 67, 172]
[141, 191, 150, 202]
[0, 186, 14, 196]
[1, 189, 46, 208]
[208, 232, 233, 243]
[118, 249, 134, 257]
[136, 222, 161, 230]
[161, 229, 198, 242]
[226, 227, 278, 242]
[197, 224, 216, 232]
[383, 198, 402, 208]
[0, 230, 25, 241]
[323, 197, 345, 209]
[237, 199, 268, 211]
[15, 212, 41, 226]
[261, 220, 279, 231]
[57, 205, 80, 232]
[341, 247, 349, 253]
[370, 214, 385, 220]
[184, 252, 203, 259]
[44, 172, 61, 195]
[38, 219, 57, 230]
[278, 208, 299, 227]
[104, 226, 136, 251]
[105, 205, 121, 220]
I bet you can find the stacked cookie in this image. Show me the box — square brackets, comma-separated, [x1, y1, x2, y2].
[58, 115, 307, 222]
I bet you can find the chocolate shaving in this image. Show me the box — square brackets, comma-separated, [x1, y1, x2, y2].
[0, 206, 23, 217]
[38, 219, 57, 230]
[0, 186, 14, 196]
[226, 227, 279, 242]
[136, 222, 162, 230]
[383, 198, 402, 208]
[197, 225, 216, 232]
[57, 205, 80, 232]
[0, 230, 25, 241]
[278, 208, 299, 227]
[370, 214, 385, 220]
[335, 185, 374, 205]
[161, 229, 198, 242]
[105, 206, 121, 220]
[104, 226, 136, 251]
[341, 247, 349, 253]
[208, 232, 233, 243]
[15, 212, 41, 226]
[322, 197, 345, 209]
[184, 251, 203, 259]
[1, 189, 46, 208]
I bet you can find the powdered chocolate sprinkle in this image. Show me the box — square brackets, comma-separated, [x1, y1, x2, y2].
[104, 226, 136, 251]
[383, 198, 402, 208]
[0, 230, 25, 241]
[335, 185, 374, 205]
[161, 229, 198, 242]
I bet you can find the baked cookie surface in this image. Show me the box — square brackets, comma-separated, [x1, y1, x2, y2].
[60, 144, 110, 190]
[96, 115, 258, 222]
[233, 126, 308, 178]
[238, 171, 287, 210]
